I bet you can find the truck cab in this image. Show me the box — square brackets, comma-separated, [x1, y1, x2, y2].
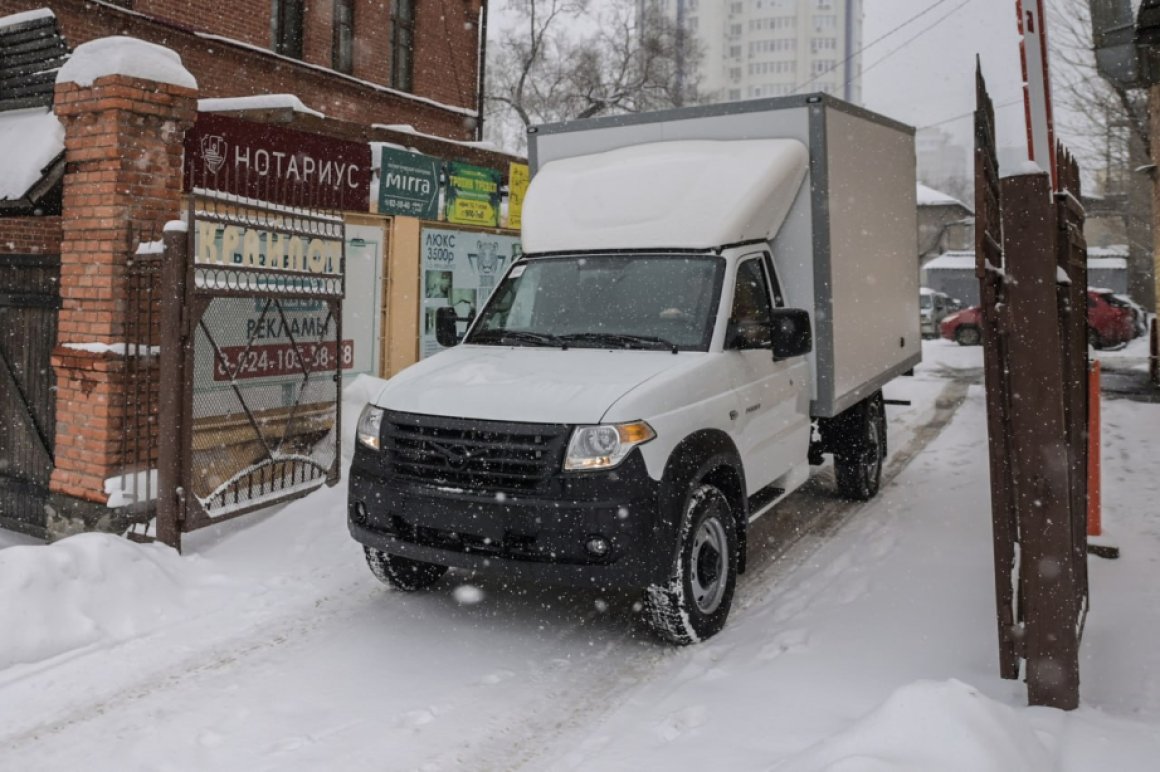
[349, 97, 918, 644]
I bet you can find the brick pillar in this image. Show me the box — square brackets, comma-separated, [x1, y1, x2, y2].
[47, 71, 196, 526]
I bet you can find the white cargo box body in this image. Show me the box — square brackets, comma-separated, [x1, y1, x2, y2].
[526, 95, 920, 418]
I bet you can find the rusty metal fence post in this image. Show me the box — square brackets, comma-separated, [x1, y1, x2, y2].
[156, 221, 191, 552]
[975, 65, 1021, 681]
[1000, 170, 1082, 710]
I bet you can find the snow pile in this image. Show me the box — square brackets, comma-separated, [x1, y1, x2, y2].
[199, 94, 324, 118]
[0, 534, 226, 671]
[774, 680, 1051, 772]
[57, 36, 197, 89]
[0, 108, 64, 201]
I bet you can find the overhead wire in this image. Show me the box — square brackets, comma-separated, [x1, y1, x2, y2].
[919, 98, 1024, 130]
[791, 0, 962, 94]
[846, 0, 975, 86]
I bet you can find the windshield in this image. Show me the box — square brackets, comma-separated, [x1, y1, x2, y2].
[466, 254, 725, 351]
[920, 295, 932, 309]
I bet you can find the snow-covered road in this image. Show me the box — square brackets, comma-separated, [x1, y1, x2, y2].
[2, 341, 1159, 770]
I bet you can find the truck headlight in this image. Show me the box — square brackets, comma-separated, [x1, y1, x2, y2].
[564, 421, 655, 471]
[356, 404, 384, 450]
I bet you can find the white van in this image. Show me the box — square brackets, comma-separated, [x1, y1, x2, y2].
[349, 97, 920, 643]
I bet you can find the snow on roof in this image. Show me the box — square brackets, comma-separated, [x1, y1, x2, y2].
[199, 94, 324, 118]
[924, 249, 1127, 272]
[916, 183, 969, 210]
[922, 250, 976, 271]
[1001, 159, 1048, 179]
[0, 107, 64, 201]
[0, 7, 54, 30]
[57, 36, 197, 90]
[1089, 257, 1128, 270]
[522, 139, 808, 253]
[1088, 244, 1128, 259]
[371, 123, 499, 151]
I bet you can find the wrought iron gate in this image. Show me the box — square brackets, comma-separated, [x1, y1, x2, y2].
[0, 254, 59, 536]
[157, 191, 345, 549]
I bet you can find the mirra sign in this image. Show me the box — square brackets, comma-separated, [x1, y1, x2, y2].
[185, 113, 372, 211]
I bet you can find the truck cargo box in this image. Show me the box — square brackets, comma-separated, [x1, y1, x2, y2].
[526, 95, 921, 418]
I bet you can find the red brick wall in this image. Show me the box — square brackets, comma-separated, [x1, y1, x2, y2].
[0, 217, 62, 254]
[0, 0, 483, 136]
[48, 74, 197, 504]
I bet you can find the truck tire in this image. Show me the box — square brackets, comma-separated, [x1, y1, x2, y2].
[834, 393, 886, 501]
[643, 484, 738, 645]
[364, 547, 447, 591]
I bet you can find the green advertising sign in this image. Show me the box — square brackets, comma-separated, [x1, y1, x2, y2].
[445, 162, 501, 227]
[378, 148, 440, 219]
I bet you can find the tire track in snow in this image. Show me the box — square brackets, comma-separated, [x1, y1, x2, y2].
[475, 379, 972, 772]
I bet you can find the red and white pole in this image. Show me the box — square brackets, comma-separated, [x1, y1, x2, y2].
[1016, 0, 1058, 190]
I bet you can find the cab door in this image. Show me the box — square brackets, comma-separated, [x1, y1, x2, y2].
[724, 254, 811, 495]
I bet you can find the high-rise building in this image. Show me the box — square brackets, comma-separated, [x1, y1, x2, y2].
[654, 0, 863, 104]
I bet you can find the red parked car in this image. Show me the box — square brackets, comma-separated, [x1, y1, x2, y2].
[1087, 289, 1136, 349]
[939, 305, 984, 346]
[939, 290, 1136, 348]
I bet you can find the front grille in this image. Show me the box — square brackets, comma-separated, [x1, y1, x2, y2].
[381, 411, 570, 494]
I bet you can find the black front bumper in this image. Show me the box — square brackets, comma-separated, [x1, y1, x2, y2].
[347, 446, 671, 588]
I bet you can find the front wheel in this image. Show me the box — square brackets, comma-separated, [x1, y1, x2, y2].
[643, 484, 738, 645]
[364, 547, 447, 591]
[834, 393, 886, 501]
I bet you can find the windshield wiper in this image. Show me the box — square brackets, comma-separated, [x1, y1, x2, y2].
[472, 329, 568, 348]
[558, 332, 680, 354]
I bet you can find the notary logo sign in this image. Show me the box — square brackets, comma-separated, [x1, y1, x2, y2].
[201, 135, 227, 175]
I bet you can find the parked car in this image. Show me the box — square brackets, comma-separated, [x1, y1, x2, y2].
[1111, 293, 1148, 338]
[942, 292, 1136, 349]
[920, 287, 952, 339]
[940, 305, 983, 346]
[1088, 288, 1136, 349]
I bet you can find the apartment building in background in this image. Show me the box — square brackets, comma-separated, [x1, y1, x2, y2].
[655, 0, 863, 104]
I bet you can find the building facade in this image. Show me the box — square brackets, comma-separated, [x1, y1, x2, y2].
[0, 0, 486, 138]
[0, 3, 528, 541]
[657, 0, 863, 104]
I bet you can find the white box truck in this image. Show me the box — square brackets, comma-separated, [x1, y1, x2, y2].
[349, 96, 920, 644]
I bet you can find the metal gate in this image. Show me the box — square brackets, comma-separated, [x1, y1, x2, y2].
[0, 254, 59, 537]
[157, 191, 345, 550]
[976, 66, 1090, 710]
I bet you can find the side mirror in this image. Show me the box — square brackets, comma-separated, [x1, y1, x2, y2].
[435, 307, 460, 347]
[770, 308, 812, 359]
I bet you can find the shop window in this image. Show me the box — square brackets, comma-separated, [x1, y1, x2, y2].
[391, 0, 416, 92]
[334, 0, 355, 74]
[273, 0, 305, 59]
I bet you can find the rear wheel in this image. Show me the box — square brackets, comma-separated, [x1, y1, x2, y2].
[955, 325, 981, 346]
[364, 547, 447, 591]
[1088, 327, 1103, 350]
[834, 393, 886, 501]
[643, 484, 738, 645]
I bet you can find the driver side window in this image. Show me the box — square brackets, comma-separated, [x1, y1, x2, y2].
[729, 258, 773, 349]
